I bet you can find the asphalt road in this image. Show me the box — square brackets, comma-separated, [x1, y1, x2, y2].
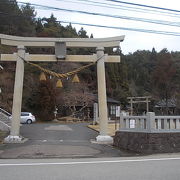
[0, 155, 180, 180]
[20, 122, 97, 141]
[0, 123, 131, 158]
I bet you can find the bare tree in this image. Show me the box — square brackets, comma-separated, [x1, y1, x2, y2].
[57, 83, 95, 119]
[152, 49, 176, 114]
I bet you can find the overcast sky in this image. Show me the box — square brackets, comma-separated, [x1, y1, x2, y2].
[18, 0, 180, 54]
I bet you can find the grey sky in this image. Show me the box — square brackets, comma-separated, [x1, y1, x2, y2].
[18, 0, 180, 54]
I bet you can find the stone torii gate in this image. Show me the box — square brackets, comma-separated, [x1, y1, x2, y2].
[0, 34, 124, 143]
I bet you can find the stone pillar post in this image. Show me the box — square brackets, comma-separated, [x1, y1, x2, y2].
[146, 112, 155, 132]
[170, 118, 174, 129]
[176, 119, 180, 129]
[96, 47, 113, 142]
[120, 113, 124, 129]
[164, 119, 168, 130]
[4, 45, 25, 143]
[130, 98, 133, 115]
[146, 98, 149, 112]
[157, 119, 161, 130]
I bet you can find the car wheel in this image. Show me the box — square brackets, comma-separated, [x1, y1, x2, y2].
[26, 119, 32, 124]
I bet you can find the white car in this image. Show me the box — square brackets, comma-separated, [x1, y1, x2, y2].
[9, 112, 36, 124]
[20, 112, 36, 124]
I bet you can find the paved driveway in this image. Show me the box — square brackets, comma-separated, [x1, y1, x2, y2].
[0, 123, 133, 158]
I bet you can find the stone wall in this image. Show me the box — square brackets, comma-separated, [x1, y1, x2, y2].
[114, 131, 180, 153]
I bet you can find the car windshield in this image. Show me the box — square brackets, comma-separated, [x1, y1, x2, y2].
[21, 112, 30, 116]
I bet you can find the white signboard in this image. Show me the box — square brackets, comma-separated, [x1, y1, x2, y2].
[116, 106, 120, 117]
[130, 119, 136, 128]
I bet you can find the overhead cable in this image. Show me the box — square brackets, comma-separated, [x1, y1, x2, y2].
[17, 2, 180, 28]
[1, 9, 180, 36]
[55, 0, 180, 18]
[105, 0, 180, 13]
[59, 20, 180, 36]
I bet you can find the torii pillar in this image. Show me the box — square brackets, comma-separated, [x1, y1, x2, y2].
[0, 34, 125, 143]
[96, 47, 111, 142]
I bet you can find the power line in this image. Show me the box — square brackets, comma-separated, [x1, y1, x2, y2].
[17, 2, 180, 28]
[56, 0, 180, 18]
[59, 20, 180, 36]
[0, 10, 180, 37]
[105, 0, 180, 13]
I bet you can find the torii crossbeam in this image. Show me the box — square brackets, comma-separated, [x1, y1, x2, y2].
[0, 34, 125, 143]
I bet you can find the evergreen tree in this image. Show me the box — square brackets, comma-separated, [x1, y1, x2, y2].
[78, 27, 88, 38]
[19, 3, 36, 36]
[0, 0, 21, 35]
[36, 80, 56, 121]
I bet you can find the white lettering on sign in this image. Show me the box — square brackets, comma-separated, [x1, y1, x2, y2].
[116, 106, 120, 117]
[130, 119, 136, 128]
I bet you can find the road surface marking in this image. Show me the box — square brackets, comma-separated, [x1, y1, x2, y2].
[0, 157, 180, 166]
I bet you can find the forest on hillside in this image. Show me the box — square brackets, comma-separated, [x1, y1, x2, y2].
[0, 0, 180, 120]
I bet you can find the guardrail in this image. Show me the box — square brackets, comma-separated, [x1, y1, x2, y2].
[0, 108, 11, 131]
[0, 107, 11, 117]
[119, 112, 180, 133]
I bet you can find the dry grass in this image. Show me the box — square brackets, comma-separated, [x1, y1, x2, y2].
[57, 116, 81, 122]
[88, 123, 119, 136]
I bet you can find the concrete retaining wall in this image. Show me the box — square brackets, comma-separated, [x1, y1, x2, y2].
[114, 131, 180, 153]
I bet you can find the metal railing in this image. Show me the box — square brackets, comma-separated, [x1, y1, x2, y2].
[0, 107, 11, 131]
[0, 107, 11, 117]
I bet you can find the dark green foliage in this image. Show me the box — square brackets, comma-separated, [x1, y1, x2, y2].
[32, 80, 56, 121]
[19, 4, 36, 36]
[106, 61, 130, 107]
[0, 0, 21, 35]
[124, 50, 153, 95]
[0, 0, 36, 36]
[151, 49, 177, 114]
[124, 48, 180, 114]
